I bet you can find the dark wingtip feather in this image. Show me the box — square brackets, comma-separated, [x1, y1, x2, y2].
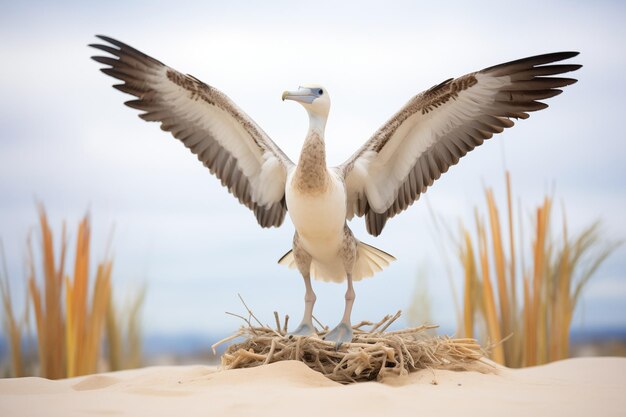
[483, 51, 582, 76]
[90, 35, 165, 67]
[91, 55, 117, 66]
[531, 51, 580, 62]
[555, 77, 578, 87]
[100, 67, 129, 81]
[124, 99, 147, 110]
[89, 43, 121, 56]
[113, 83, 144, 97]
[95, 34, 123, 47]
[96, 35, 137, 53]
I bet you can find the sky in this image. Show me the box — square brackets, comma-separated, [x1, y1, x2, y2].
[1, 0, 625, 338]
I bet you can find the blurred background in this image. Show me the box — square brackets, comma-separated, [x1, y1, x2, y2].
[1, 0, 625, 375]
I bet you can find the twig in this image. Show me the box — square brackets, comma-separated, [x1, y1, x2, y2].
[273, 311, 281, 333]
[211, 332, 243, 354]
[351, 320, 372, 330]
[225, 311, 258, 335]
[238, 294, 264, 327]
[263, 338, 277, 365]
[376, 310, 402, 334]
[369, 314, 391, 333]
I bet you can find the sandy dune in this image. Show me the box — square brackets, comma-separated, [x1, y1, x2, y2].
[1, 357, 625, 417]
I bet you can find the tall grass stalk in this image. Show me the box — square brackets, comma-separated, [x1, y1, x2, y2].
[106, 284, 146, 371]
[28, 207, 112, 378]
[0, 241, 28, 377]
[457, 172, 618, 367]
[64, 215, 112, 377]
[1, 206, 146, 378]
[27, 207, 67, 379]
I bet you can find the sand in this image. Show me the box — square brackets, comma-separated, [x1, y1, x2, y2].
[1, 357, 625, 417]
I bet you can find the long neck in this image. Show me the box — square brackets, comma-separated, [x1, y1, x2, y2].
[294, 112, 328, 194]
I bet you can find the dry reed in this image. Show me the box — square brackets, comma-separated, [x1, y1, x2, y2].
[0, 241, 28, 377]
[455, 172, 618, 367]
[65, 215, 113, 377]
[1, 206, 147, 378]
[213, 304, 483, 384]
[29, 207, 114, 378]
[106, 284, 146, 371]
[27, 207, 67, 379]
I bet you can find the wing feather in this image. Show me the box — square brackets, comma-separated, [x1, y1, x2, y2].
[91, 35, 294, 228]
[339, 52, 581, 236]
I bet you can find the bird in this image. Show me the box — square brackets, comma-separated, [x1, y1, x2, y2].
[90, 35, 580, 346]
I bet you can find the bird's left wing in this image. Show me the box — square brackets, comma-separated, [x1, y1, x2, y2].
[90, 35, 294, 228]
[337, 52, 581, 236]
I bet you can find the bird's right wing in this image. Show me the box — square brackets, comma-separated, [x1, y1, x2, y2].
[91, 35, 294, 228]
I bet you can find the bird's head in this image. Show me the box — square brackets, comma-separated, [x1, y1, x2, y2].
[282, 84, 330, 119]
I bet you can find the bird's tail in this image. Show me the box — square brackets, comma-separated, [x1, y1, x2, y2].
[277, 241, 395, 282]
[352, 241, 396, 281]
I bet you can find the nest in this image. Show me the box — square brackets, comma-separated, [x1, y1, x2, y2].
[212, 300, 484, 384]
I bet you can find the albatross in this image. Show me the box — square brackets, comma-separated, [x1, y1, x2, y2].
[90, 35, 580, 346]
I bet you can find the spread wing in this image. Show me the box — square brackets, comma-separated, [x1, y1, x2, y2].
[90, 35, 294, 228]
[338, 52, 581, 236]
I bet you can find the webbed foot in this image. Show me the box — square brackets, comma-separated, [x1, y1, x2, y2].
[288, 322, 316, 337]
[323, 322, 353, 349]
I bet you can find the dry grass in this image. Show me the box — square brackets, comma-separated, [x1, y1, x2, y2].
[27, 207, 68, 379]
[27, 207, 113, 378]
[106, 284, 147, 371]
[0, 241, 29, 377]
[213, 301, 483, 384]
[66, 215, 114, 377]
[1, 205, 144, 378]
[456, 172, 619, 367]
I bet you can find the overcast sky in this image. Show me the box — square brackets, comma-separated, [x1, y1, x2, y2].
[1, 0, 625, 337]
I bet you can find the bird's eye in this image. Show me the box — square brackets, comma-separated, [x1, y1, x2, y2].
[318, 89, 324, 95]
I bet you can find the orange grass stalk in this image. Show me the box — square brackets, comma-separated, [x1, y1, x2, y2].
[522, 275, 533, 366]
[531, 199, 551, 366]
[68, 216, 90, 376]
[451, 172, 617, 368]
[554, 234, 571, 360]
[86, 262, 112, 374]
[485, 189, 511, 348]
[505, 173, 516, 306]
[0, 241, 25, 377]
[25, 207, 114, 378]
[475, 212, 505, 364]
[65, 219, 112, 377]
[504, 174, 522, 365]
[461, 230, 476, 339]
[28, 207, 66, 379]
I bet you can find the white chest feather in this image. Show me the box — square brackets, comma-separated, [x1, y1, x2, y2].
[285, 169, 347, 253]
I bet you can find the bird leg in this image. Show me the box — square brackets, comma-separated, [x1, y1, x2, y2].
[289, 234, 317, 336]
[324, 273, 355, 348]
[289, 273, 317, 336]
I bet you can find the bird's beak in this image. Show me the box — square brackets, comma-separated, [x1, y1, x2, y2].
[282, 87, 316, 104]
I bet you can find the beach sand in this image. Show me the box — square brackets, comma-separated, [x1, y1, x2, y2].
[1, 357, 624, 417]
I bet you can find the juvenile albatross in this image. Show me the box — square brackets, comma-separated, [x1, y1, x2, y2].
[90, 35, 581, 346]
